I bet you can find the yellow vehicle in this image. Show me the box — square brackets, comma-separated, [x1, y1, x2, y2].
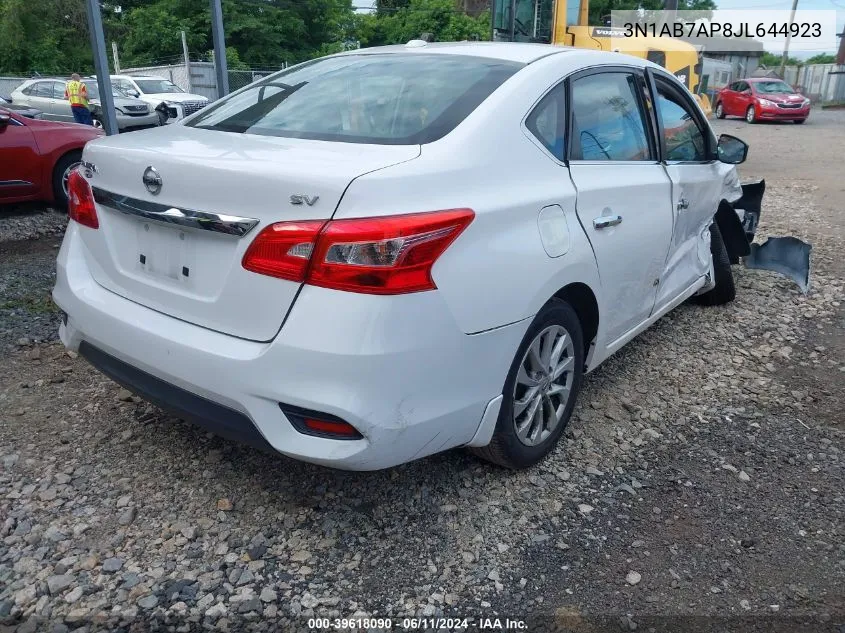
[491, 0, 712, 114]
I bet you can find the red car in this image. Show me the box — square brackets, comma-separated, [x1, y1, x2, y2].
[714, 78, 811, 124]
[0, 107, 103, 208]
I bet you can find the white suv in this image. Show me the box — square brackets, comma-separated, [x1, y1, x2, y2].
[109, 75, 209, 124]
[55, 43, 761, 471]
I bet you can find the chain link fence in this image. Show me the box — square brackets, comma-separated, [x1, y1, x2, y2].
[228, 67, 286, 92]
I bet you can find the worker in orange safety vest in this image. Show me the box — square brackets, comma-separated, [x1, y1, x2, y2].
[65, 73, 93, 126]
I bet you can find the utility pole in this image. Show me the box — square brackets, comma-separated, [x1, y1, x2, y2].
[779, 0, 799, 77]
[663, 0, 678, 37]
[210, 0, 229, 99]
[181, 31, 193, 92]
[84, 0, 119, 135]
[111, 42, 120, 74]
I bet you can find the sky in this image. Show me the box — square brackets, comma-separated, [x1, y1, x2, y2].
[713, 0, 844, 56]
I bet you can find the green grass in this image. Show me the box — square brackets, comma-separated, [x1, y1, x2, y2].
[0, 295, 60, 314]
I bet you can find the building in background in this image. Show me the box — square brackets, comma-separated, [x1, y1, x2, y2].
[701, 37, 765, 81]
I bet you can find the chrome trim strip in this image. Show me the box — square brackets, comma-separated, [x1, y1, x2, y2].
[91, 187, 259, 237]
[0, 180, 33, 187]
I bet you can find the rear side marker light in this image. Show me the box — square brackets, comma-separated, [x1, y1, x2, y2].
[242, 209, 474, 295]
[67, 168, 99, 229]
[281, 404, 363, 440]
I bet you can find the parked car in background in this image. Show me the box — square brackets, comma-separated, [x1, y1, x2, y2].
[714, 78, 811, 124]
[10, 78, 158, 132]
[54, 44, 762, 471]
[82, 80, 160, 131]
[109, 75, 209, 124]
[0, 95, 43, 119]
[0, 107, 103, 207]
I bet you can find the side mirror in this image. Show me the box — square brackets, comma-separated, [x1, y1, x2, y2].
[0, 112, 10, 130]
[128, 90, 140, 98]
[716, 134, 748, 164]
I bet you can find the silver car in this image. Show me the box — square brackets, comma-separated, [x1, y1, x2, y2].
[10, 78, 160, 131]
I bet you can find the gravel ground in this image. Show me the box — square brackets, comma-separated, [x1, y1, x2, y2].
[1, 111, 843, 633]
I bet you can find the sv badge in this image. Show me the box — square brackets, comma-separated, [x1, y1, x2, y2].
[290, 194, 319, 206]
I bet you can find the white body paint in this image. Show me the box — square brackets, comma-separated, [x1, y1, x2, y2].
[54, 43, 742, 470]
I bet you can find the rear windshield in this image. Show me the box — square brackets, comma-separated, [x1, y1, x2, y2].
[186, 53, 523, 145]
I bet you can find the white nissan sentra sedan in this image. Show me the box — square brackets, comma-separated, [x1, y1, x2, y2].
[54, 42, 759, 471]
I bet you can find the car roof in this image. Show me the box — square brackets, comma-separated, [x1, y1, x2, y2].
[334, 41, 575, 64]
[113, 75, 167, 80]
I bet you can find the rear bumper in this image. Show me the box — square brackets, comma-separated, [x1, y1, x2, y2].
[79, 341, 274, 451]
[53, 223, 524, 470]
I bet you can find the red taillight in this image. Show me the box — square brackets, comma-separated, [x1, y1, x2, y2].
[243, 209, 474, 295]
[241, 220, 325, 281]
[67, 169, 99, 229]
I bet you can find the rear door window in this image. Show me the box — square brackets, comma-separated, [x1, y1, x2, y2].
[187, 54, 523, 145]
[569, 72, 653, 161]
[33, 82, 52, 98]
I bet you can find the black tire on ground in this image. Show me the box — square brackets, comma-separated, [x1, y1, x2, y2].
[51, 150, 83, 210]
[715, 102, 725, 119]
[794, 118, 806, 124]
[470, 298, 584, 469]
[745, 106, 757, 124]
[692, 222, 736, 306]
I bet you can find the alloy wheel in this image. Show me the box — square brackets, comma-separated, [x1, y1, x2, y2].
[512, 325, 576, 447]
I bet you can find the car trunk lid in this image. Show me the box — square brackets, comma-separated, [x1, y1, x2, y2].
[78, 126, 419, 341]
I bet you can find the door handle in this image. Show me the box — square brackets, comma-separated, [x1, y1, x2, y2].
[593, 215, 623, 229]
[677, 198, 690, 211]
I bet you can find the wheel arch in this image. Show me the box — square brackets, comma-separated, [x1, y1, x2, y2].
[714, 199, 751, 264]
[550, 281, 599, 358]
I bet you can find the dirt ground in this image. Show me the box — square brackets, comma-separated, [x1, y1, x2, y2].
[0, 110, 843, 633]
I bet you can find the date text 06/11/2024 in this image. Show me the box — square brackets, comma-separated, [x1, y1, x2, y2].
[622, 21, 822, 38]
[307, 618, 528, 630]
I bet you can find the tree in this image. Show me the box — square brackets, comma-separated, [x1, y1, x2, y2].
[358, 0, 488, 46]
[0, 0, 486, 75]
[0, 0, 92, 75]
[759, 51, 802, 68]
[805, 53, 835, 65]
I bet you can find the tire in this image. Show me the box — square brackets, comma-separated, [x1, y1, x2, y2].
[51, 151, 83, 210]
[692, 223, 736, 306]
[714, 102, 725, 119]
[745, 106, 757, 124]
[471, 299, 584, 469]
[794, 118, 806, 124]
